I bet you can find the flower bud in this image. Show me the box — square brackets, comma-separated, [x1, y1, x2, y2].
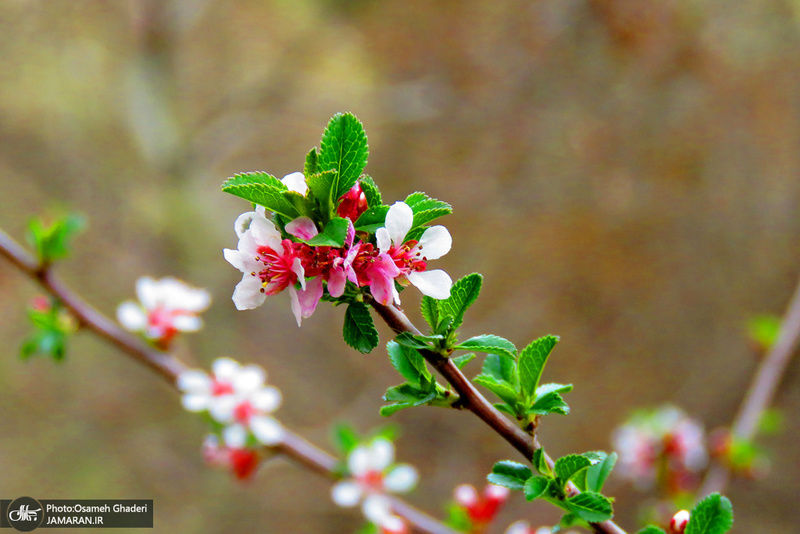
[669, 510, 690, 534]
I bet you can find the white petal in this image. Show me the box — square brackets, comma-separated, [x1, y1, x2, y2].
[172, 315, 203, 332]
[181, 393, 210, 413]
[385, 202, 414, 246]
[408, 270, 452, 300]
[234, 210, 259, 238]
[331, 481, 362, 507]
[223, 247, 259, 274]
[363, 495, 393, 524]
[135, 276, 159, 309]
[233, 365, 266, 393]
[116, 301, 147, 331]
[454, 484, 478, 507]
[347, 445, 371, 476]
[250, 416, 283, 445]
[417, 226, 452, 260]
[177, 370, 211, 393]
[178, 287, 211, 312]
[212, 357, 240, 380]
[209, 396, 237, 423]
[222, 424, 248, 448]
[384, 464, 418, 493]
[506, 522, 534, 534]
[281, 172, 308, 195]
[231, 276, 267, 310]
[249, 215, 282, 251]
[376, 228, 392, 254]
[251, 386, 282, 412]
[368, 438, 395, 471]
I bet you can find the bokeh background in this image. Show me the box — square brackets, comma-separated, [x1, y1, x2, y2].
[1, 1, 799, 532]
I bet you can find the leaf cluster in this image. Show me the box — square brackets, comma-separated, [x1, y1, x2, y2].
[27, 213, 85, 266]
[20, 298, 75, 361]
[635, 493, 733, 534]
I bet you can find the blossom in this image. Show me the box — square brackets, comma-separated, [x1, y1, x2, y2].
[612, 405, 707, 492]
[375, 202, 452, 301]
[202, 434, 261, 480]
[454, 483, 510, 524]
[331, 438, 418, 528]
[177, 357, 283, 447]
[117, 276, 210, 348]
[223, 206, 323, 325]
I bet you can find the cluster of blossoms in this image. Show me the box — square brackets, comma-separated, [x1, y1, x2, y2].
[453, 483, 510, 529]
[224, 173, 452, 326]
[177, 357, 283, 479]
[612, 405, 708, 493]
[117, 276, 211, 349]
[331, 437, 419, 533]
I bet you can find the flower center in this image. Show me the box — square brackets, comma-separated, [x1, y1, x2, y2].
[233, 400, 257, 425]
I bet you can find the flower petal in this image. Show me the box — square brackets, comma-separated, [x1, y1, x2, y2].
[407, 270, 452, 300]
[212, 357, 240, 380]
[222, 424, 248, 448]
[384, 464, 418, 493]
[251, 386, 282, 412]
[181, 393, 210, 413]
[281, 171, 308, 196]
[135, 277, 159, 309]
[285, 216, 319, 241]
[417, 225, 452, 260]
[231, 275, 267, 310]
[385, 202, 414, 247]
[331, 481, 362, 507]
[250, 416, 284, 445]
[116, 301, 147, 331]
[233, 365, 266, 393]
[363, 495, 393, 524]
[177, 369, 211, 393]
[369, 438, 395, 471]
[172, 314, 203, 332]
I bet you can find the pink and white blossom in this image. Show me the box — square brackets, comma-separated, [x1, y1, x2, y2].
[331, 438, 418, 527]
[202, 434, 261, 480]
[281, 171, 308, 196]
[375, 201, 452, 302]
[116, 276, 210, 348]
[454, 483, 510, 524]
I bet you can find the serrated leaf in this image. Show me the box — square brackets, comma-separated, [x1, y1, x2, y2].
[404, 191, 452, 214]
[359, 175, 382, 207]
[564, 491, 613, 523]
[381, 383, 438, 416]
[319, 112, 369, 201]
[481, 353, 518, 385]
[585, 452, 617, 493]
[636, 527, 667, 534]
[518, 335, 560, 400]
[473, 375, 519, 407]
[451, 353, 475, 370]
[554, 455, 592, 489]
[420, 296, 439, 330]
[528, 391, 570, 416]
[354, 205, 389, 233]
[304, 147, 319, 177]
[455, 334, 517, 360]
[524, 476, 550, 501]
[686, 494, 733, 534]
[533, 448, 550, 475]
[394, 332, 442, 350]
[438, 273, 482, 331]
[487, 461, 533, 491]
[306, 170, 338, 221]
[343, 302, 379, 353]
[222, 172, 300, 220]
[494, 403, 517, 416]
[412, 208, 452, 228]
[306, 217, 350, 247]
[387, 340, 431, 387]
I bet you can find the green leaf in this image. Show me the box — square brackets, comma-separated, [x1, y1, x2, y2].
[747, 314, 781, 350]
[304, 147, 319, 177]
[359, 175, 382, 207]
[487, 461, 533, 491]
[451, 353, 475, 370]
[387, 341, 431, 387]
[319, 112, 369, 201]
[455, 334, 517, 360]
[28, 213, 86, 265]
[222, 172, 300, 219]
[412, 208, 453, 228]
[354, 205, 389, 233]
[380, 383, 438, 416]
[554, 455, 592, 489]
[404, 191, 452, 216]
[306, 217, 350, 247]
[564, 492, 613, 523]
[481, 353, 518, 385]
[518, 335, 560, 400]
[473, 375, 519, 407]
[524, 476, 550, 501]
[636, 527, 667, 534]
[533, 448, 551, 476]
[585, 452, 617, 493]
[686, 494, 733, 534]
[330, 422, 360, 455]
[420, 296, 439, 331]
[394, 332, 443, 350]
[306, 170, 338, 221]
[528, 391, 570, 416]
[438, 273, 483, 331]
[343, 302, 379, 353]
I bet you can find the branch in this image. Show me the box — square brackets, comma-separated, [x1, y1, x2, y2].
[367, 296, 627, 534]
[0, 228, 456, 534]
[699, 275, 800, 496]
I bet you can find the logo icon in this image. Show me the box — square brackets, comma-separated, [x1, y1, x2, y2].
[6, 497, 43, 532]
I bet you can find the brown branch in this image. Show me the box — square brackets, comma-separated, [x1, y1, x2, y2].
[367, 296, 628, 534]
[0, 228, 456, 534]
[698, 275, 800, 497]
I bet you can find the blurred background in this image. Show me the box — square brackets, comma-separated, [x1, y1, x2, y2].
[1, 1, 799, 532]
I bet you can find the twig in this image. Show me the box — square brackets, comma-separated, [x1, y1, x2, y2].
[0, 227, 456, 534]
[367, 297, 628, 534]
[698, 275, 800, 496]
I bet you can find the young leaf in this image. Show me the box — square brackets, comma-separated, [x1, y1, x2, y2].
[686, 493, 734, 534]
[354, 205, 389, 233]
[518, 335, 560, 400]
[404, 191, 452, 215]
[306, 170, 338, 221]
[319, 112, 369, 201]
[455, 334, 517, 360]
[394, 332, 443, 350]
[528, 391, 570, 416]
[412, 208, 453, 228]
[222, 172, 300, 220]
[564, 492, 613, 523]
[481, 353, 518, 386]
[473, 375, 519, 407]
[524, 476, 550, 501]
[585, 452, 617, 493]
[451, 353, 475, 370]
[636, 528, 667, 534]
[304, 147, 319, 177]
[554, 454, 592, 489]
[343, 302, 379, 353]
[381, 383, 438, 416]
[28, 213, 86, 265]
[420, 296, 440, 331]
[359, 175, 382, 207]
[387, 340, 431, 387]
[438, 273, 482, 331]
[487, 461, 533, 491]
[330, 422, 360, 455]
[306, 217, 350, 247]
[533, 448, 551, 476]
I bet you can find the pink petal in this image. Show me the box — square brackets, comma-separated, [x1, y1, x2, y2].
[289, 277, 323, 326]
[285, 216, 319, 241]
